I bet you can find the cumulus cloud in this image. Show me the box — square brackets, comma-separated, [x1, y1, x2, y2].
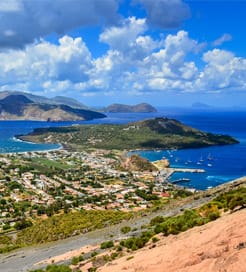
[0, 26, 245, 97]
[0, 0, 119, 48]
[196, 49, 246, 91]
[99, 17, 158, 62]
[136, 0, 190, 28]
[100, 17, 147, 50]
[212, 33, 232, 47]
[0, 35, 92, 93]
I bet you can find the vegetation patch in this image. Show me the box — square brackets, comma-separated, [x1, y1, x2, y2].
[20, 118, 238, 151]
[30, 264, 72, 272]
[0, 210, 132, 252]
[119, 187, 246, 251]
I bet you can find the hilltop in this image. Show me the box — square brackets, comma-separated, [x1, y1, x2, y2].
[103, 103, 157, 113]
[18, 117, 239, 150]
[0, 93, 105, 121]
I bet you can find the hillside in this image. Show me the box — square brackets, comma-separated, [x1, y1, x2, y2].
[99, 208, 246, 272]
[18, 117, 238, 150]
[0, 94, 105, 121]
[104, 103, 157, 113]
[0, 91, 87, 109]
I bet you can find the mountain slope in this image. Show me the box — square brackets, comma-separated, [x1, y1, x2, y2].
[52, 96, 88, 109]
[0, 94, 105, 121]
[0, 91, 87, 109]
[99, 208, 246, 272]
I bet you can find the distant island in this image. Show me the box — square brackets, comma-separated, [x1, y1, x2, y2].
[0, 93, 105, 121]
[18, 117, 238, 151]
[103, 103, 157, 113]
[191, 102, 213, 109]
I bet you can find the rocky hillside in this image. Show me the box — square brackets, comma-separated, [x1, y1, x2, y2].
[123, 154, 158, 171]
[104, 103, 157, 113]
[0, 94, 105, 121]
[99, 208, 246, 272]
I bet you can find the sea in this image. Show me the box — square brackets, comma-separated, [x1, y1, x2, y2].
[0, 108, 245, 190]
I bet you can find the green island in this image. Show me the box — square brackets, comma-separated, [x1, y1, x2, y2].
[18, 117, 238, 151]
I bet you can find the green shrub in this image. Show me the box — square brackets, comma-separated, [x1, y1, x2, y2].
[152, 237, 159, 243]
[30, 265, 72, 272]
[71, 256, 79, 265]
[120, 226, 131, 234]
[150, 216, 165, 226]
[91, 251, 98, 257]
[100, 240, 114, 249]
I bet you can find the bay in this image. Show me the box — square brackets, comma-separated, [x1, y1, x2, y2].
[130, 109, 246, 190]
[0, 109, 245, 190]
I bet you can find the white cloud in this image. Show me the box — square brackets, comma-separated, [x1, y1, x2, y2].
[99, 17, 158, 62]
[0, 0, 22, 12]
[0, 27, 245, 98]
[196, 49, 246, 91]
[0, 35, 92, 93]
[0, 0, 119, 48]
[100, 17, 147, 49]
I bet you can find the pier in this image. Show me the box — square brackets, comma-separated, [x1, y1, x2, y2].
[159, 167, 205, 183]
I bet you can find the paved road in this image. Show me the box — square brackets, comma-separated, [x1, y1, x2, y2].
[1, 177, 245, 272]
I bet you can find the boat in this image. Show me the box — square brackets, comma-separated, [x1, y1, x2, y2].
[199, 156, 204, 162]
[207, 163, 212, 167]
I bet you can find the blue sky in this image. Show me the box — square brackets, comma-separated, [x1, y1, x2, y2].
[0, 0, 245, 107]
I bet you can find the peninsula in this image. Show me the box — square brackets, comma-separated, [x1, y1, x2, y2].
[18, 117, 239, 151]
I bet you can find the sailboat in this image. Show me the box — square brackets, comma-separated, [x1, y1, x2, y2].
[199, 156, 204, 162]
[197, 156, 204, 165]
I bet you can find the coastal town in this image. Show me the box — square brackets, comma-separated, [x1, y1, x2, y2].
[0, 149, 196, 232]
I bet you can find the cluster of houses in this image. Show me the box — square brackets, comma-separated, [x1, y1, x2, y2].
[0, 149, 182, 230]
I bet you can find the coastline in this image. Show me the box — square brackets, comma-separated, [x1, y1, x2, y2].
[0, 136, 64, 155]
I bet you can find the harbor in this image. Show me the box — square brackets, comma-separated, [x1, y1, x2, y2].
[159, 167, 205, 182]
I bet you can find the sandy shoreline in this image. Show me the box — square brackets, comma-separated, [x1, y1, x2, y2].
[1, 136, 64, 155]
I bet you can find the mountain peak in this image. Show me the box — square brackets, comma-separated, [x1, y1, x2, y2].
[1, 94, 33, 104]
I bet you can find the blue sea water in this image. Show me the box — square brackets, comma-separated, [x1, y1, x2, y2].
[129, 109, 246, 190]
[0, 109, 245, 190]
